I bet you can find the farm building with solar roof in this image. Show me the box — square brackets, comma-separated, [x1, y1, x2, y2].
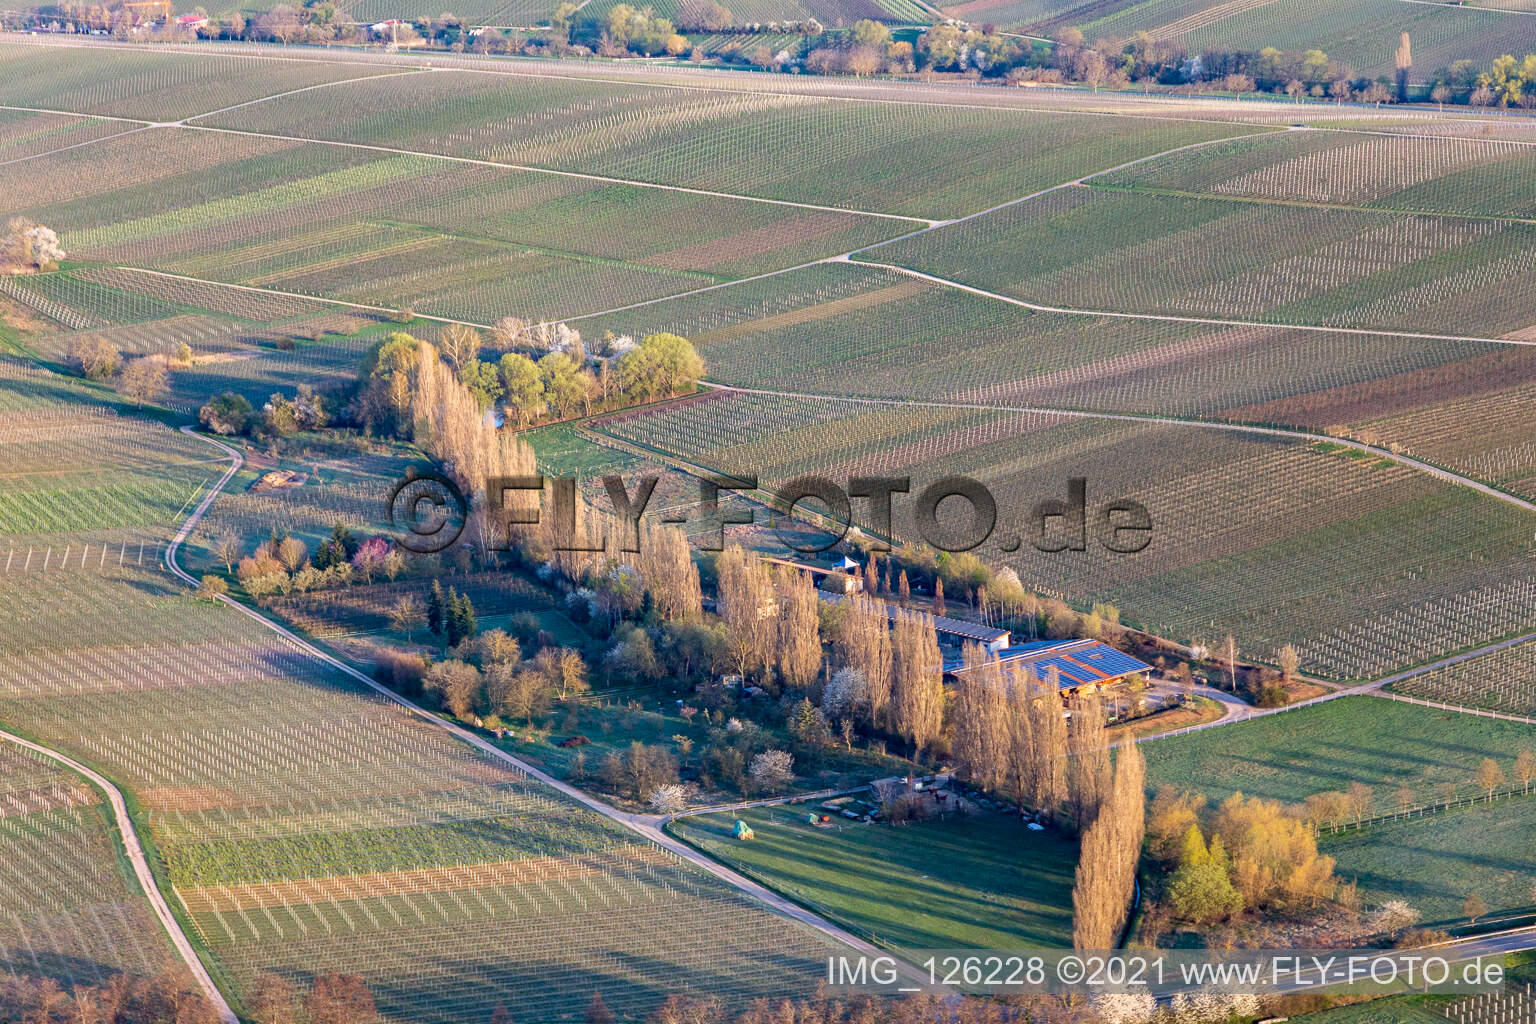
[943, 639, 1153, 697]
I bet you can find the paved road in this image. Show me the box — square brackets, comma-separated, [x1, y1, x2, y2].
[1258, 925, 1536, 997]
[166, 427, 928, 985]
[0, 728, 238, 1024]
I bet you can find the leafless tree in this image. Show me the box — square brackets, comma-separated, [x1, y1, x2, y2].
[117, 357, 168, 406]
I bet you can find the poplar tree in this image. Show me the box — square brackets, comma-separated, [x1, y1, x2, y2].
[835, 594, 894, 729]
[892, 609, 944, 758]
[1073, 741, 1146, 949]
[716, 545, 774, 682]
[1068, 692, 1112, 832]
[636, 520, 702, 621]
[1020, 666, 1068, 817]
[776, 567, 822, 691]
[952, 645, 1010, 794]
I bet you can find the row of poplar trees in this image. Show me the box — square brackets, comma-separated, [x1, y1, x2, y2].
[950, 650, 1146, 950]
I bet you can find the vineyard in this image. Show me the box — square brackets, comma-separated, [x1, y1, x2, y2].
[0, 566, 844, 1019]
[1099, 130, 1536, 219]
[1389, 639, 1536, 717]
[1438, 983, 1536, 1024]
[334, 0, 560, 24]
[1349, 379, 1536, 497]
[1, 129, 912, 321]
[0, 43, 403, 121]
[0, 744, 177, 988]
[599, 390, 1536, 678]
[0, 393, 219, 538]
[193, 67, 1267, 219]
[1054, 0, 1536, 79]
[5, 35, 1536, 1018]
[0, 359, 844, 1018]
[581, 260, 1509, 422]
[0, 108, 127, 162]
[872, 186, 1536, 336]
[940, 0, 1084, 27]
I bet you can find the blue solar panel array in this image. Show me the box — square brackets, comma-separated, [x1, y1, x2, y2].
[943, 639, 1152, 689]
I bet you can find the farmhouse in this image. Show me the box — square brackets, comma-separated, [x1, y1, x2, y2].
[944, 638, 1152, 698]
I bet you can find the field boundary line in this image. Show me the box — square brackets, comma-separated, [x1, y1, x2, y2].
[170, 124, 942, 224]
[851, 258, 1536, 348]
[0, 727, 238, 1024]
[842, 126, 1293, 258]
[174, 66, 425, 124]
[162, 426, 928, 986]
[0, 102, 151, 125]
[0, 35, 1318, 130]
[1088, 180, 1536, 226]
[111, 266, 493, 326]
[1368, 688, 1536, 725]
[0, 122, 158, 168]
[704, 381, 1536, 513]
[1397, 0, 1536, 13]
[99, 264, 1536, 516]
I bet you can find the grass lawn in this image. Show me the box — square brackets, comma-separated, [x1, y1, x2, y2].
[1143, 696, 1536, 817]
[1321, 792, 1536, 925]
[520, 422, 640, 478]
[669, 802, 1077, 952]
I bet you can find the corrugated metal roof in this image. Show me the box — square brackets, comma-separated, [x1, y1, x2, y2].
[818, 592, 1010, 643]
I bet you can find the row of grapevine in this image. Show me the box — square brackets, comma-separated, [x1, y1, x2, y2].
[0, 746, 177, 987]
[197, 65, 1262, 219]
[0, 43, 396, 122]
[1392, 638, 1536, 717]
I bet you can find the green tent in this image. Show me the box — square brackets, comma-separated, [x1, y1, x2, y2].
[732, 819, 754, 840]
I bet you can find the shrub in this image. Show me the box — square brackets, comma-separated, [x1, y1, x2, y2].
[199, 392, 253, 435]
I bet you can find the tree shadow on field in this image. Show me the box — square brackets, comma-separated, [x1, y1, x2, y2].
[1204, 739, 1447, 801]
[320, 938, 828, 1024]
[0, 947, 142, 994]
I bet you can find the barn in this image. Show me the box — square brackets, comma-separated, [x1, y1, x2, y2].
[943, 638, 1152, 697]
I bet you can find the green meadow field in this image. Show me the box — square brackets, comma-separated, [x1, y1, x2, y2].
[671, 801, 1078, 951]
